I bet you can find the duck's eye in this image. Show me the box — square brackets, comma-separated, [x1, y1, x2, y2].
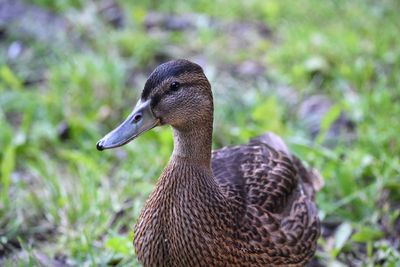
[170, 82, 180, 91]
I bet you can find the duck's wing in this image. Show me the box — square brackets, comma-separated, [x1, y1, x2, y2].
[212, 133, 321, 263]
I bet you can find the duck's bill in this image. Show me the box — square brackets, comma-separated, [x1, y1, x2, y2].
[96, 99, 158, 151]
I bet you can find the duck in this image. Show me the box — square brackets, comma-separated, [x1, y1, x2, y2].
[96, 59, 321, 267]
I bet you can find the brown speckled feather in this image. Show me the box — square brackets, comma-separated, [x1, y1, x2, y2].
[211, 133, 320, 265]
[134, 133, 320, 267]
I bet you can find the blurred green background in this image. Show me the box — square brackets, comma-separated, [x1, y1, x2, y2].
[0, 0, 399, 266]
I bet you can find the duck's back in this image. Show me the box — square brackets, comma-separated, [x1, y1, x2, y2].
[211, 132, 321, 266]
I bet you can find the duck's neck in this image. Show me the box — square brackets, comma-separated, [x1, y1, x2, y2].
[153, 117, 235, 230]
[170, 119, 213, 167]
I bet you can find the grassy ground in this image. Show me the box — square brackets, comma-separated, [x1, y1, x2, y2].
[1, 0, 399, 266]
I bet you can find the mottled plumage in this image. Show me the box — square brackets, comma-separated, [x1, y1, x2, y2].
[134, 133, 320, 266]
[99, 59, 321, 266]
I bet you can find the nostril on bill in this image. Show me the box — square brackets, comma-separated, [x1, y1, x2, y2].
[132, 113, 143, 123]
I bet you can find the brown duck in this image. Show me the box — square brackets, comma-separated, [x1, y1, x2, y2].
[97, 59, 321, 266]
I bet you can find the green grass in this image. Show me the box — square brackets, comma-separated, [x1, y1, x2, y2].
[1, 0, 400, 266]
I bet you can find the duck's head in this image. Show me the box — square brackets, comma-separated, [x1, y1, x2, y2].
[96, 59, 212, 151]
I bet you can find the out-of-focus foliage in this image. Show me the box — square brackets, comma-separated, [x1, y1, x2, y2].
[1, 0, 399, 266]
